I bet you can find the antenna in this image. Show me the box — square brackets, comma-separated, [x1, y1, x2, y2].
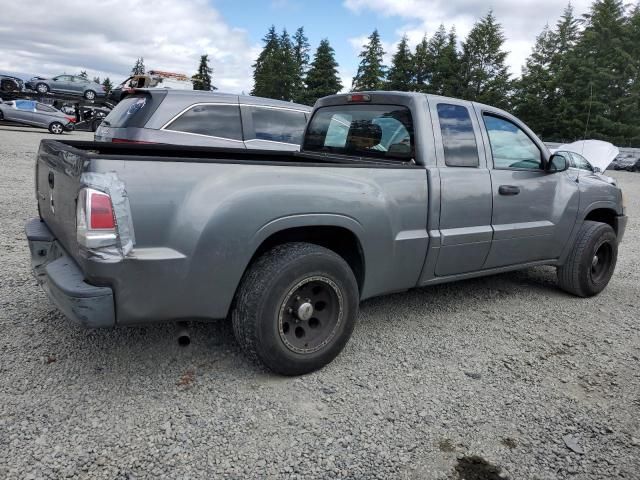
[581, 83, 593, 156]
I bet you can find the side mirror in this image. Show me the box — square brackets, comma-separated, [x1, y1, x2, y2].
[547, 153, 569, 173]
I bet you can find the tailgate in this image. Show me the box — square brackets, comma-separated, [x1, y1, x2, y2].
[36, 140, 87, 262]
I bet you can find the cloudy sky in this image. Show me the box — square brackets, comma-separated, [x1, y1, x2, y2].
[1, 0, 594, 93]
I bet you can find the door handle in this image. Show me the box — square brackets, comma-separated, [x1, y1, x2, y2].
[499, 185, 520, 196]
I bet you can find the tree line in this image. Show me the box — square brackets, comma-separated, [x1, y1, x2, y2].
[249, 0, 640, 147]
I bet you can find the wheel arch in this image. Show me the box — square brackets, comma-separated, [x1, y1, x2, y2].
[248, 216, 367, 294]
[584, 205, 619, 235]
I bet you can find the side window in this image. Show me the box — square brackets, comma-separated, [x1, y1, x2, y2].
[437, 104, 479, 167]
[36, 104, 55, 112]
[569, 152, 593, 171]
[248, 107, 306, 144]
[483, 114, 542, 170]
[165, 104, 242, 141]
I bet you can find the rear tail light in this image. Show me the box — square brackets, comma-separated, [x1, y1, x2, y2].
[77, 188, 118, 248]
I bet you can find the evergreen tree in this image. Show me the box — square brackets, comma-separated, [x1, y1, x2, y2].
[459, 11, 511, 108]
[93, 76, 100, 84]
[560, 0, 630, 143]
[101, 77, 113, 94]
[131, 57, 146, 76]
[79, 70, 88, 79]
[192, 54, 216, 91]
[251, 26, 282, 99]
[548, 4, 583, 140]
[413, 35, 430, 92]
[352, 29, 386, 91]
[277, 29, 297, 100]
[386, 35, 414, 91]
[292, 27, 310, 103]
[423, 25, 461, 96]
[620, 4, 640, 145]
[302, 39, 343, 105]
[512, 25, 556, 136]
[440, 28, 462, 97]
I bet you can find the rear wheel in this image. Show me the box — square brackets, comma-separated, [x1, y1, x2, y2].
[557, 221, 617, 297]
[232, 242, 359, 375]
[84, 90, 96, 100]
[49, 122, 64, 134]
[36, 83, 49, 94]
[91, 118, 102, 132]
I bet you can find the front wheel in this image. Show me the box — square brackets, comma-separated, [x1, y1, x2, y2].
[84, 90, 96, 100]
[232, 243, 359, 376]
[36, 83, 49, 94]
[557, 221, 618, 297]
[49, 122, 64, 134]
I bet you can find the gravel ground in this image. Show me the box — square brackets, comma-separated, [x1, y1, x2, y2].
[1, 124, 639, 480]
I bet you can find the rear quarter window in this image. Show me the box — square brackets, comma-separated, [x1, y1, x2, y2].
[165, 104, 243, 141]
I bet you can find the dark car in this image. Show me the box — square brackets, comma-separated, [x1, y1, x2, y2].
[625, 159, 640, 172]
[0, 75, 24, 92]
[611, 156, 636, 170]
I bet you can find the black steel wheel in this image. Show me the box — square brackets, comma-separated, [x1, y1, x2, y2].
[278, 276, 344, 355]
[232, 242, 359, 376]
[558, 220, 618, 297]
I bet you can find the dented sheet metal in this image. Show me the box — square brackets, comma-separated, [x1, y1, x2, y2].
[80, 171, 136, 261]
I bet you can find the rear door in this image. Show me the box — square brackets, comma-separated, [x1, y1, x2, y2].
[241, 105, 308, 151]
[476, 107, 580, 268]
[428, 98, 493, 276]
[34, 103, 59, 127]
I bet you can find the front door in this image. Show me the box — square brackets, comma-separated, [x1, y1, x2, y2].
[429, 99, 493, 277]
[478, 111, 580, 268]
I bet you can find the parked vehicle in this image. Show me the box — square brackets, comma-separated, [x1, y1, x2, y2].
[95, 90, 311, 151]
[0, 99, 74, 133]
[108, 71, 192, 103]
[554, 150, 617, 185]
[0, 75, 24, 92]
[611, 155, 637, 170]
[26, 92, 627, 375]
[25, 75, 106, 100]
[625, 159, 640, 172]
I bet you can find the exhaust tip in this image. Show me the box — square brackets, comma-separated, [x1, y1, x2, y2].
[176, 322, 190, 346]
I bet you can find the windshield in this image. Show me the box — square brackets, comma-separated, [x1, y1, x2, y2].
[304, 105, 414, 161]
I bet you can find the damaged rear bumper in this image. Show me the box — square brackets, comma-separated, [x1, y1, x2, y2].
[25, 218, 115, 328]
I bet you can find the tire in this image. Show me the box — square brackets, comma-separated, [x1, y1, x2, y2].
[91, 118, 102, 132]
[557, 221, 618, 297]
[232, 242, 359, 376]
[49, 122, 64, 134]
[36, 83, 49, 94]
[84, 90, 96, 100]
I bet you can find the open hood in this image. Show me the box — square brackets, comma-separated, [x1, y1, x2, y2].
[555, 140, 619, 172]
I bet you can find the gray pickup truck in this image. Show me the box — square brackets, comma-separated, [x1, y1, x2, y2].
[26, 91, 627, 375]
